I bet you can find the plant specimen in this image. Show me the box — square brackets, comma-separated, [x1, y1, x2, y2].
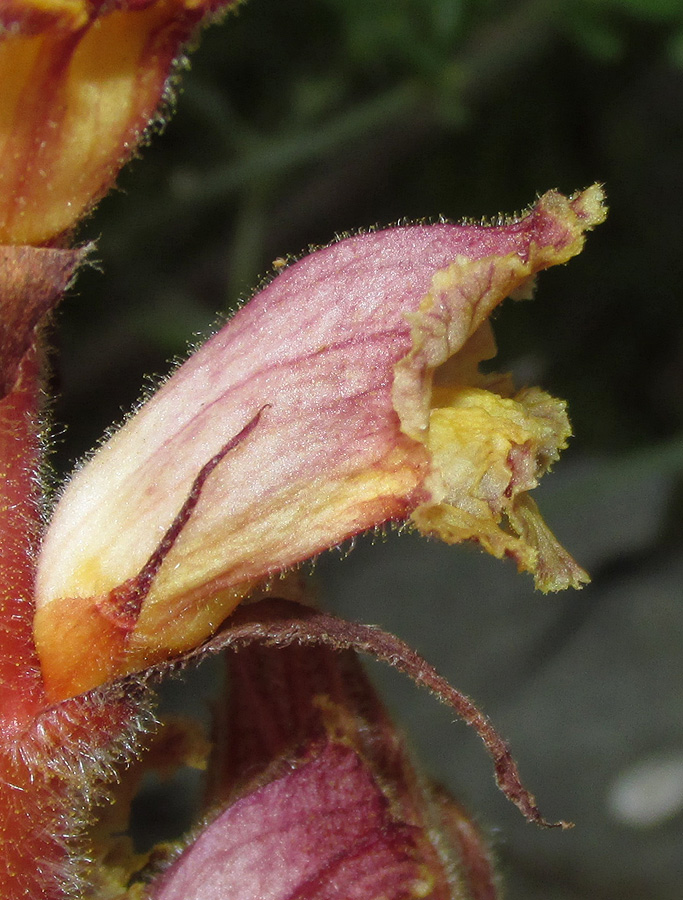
[0, 3, 605, 897]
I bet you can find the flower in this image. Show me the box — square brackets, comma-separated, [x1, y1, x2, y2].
[131, 620, 503, 900]
[0, 4, 603, 897]
[149, 742, 462, 900]
[34, 186, 606, 699]
[0, 0, 235, 246]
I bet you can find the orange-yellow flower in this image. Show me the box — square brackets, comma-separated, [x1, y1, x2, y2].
[34, 186, 606, 699]
[0, 0, 234, 246]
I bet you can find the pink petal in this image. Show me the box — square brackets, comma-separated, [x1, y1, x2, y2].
[149, 742, 429, 900]
[35, 187, 606, 698]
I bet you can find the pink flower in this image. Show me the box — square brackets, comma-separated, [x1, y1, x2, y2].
[150, 741, 434, 900]
[0, 6, 605, 897]
[138, 624, 504, 900]
[34, 186, 606, 699]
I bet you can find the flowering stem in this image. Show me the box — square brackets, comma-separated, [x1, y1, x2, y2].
[0, 346, 46, 721]
[0, 339, 72, 898]
[0, 262, 151, 898]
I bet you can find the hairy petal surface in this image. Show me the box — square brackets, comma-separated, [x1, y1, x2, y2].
[35, 187, 606, 698]
[150, 741, 434, 900]
[143, 634, 496, 900]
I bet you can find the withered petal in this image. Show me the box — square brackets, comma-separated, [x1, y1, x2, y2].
[35, 188, 606, 698]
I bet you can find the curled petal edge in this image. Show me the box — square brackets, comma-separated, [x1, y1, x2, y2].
[34, 186, 607, 699]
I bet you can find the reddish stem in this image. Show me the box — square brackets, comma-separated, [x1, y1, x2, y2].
[0, 256, 146, 898]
